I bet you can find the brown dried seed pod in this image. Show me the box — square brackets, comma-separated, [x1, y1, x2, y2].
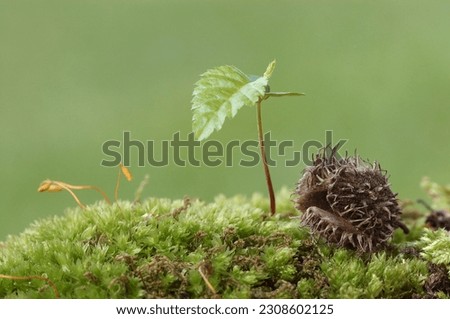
[294, 147, 409, 253]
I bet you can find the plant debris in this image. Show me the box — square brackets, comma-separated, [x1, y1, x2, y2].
[294, 147, 409, 253]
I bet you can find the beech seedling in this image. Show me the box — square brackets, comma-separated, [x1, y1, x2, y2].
[192, 60, 303, 215]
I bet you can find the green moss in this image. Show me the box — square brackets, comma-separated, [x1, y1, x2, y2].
[419, 229, 450, 265]
[0, 186, 449, 299]
[321, 250, 427, 298]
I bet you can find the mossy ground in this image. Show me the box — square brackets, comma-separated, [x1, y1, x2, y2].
[0, 184, 449, 299]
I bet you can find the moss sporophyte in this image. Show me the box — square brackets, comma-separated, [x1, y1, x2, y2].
[37, 163, 133, 209]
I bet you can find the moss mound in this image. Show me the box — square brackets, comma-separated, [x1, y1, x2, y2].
[0, 187, 449, 299]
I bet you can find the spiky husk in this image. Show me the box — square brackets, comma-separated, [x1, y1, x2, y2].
[294, 148, 407, 252]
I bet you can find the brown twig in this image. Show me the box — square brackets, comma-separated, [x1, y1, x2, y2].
[198, 264, 217, 296]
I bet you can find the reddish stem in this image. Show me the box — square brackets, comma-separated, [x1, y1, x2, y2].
[256, 98, 276, 215]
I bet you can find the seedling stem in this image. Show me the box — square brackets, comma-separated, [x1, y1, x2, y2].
[256, 98, 276, 215]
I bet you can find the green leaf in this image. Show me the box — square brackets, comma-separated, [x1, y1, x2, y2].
[263, 60, 276, 79]
[191, 65, 269, 141]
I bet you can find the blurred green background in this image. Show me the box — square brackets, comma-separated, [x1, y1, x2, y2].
[1, 0, 449, 240]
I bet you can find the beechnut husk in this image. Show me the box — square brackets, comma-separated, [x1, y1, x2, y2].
[294, 148, 409, 253]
